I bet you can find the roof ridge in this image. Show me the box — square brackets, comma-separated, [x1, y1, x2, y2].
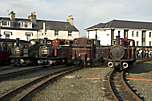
[110, 19, 152, 24]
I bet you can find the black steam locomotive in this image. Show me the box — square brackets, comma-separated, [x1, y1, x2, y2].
[10, 38, 51, 66]
[107, 36, 136, 70]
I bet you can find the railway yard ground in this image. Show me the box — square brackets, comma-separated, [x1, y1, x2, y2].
[0, 60, 151, 101]
[26, 66, 112, 101]
[127, 61, 152, 101]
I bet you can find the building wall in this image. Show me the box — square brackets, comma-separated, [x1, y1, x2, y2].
[88, 29, 111, 46]
[97, 29, 111, 46]
[88, 28, 152, 46]
[38, 30, 80, 40]
[0, 29, 37, 41]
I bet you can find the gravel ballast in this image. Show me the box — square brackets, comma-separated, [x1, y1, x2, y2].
[30, 67, 112, 101]
[127, 61, 152, 101]
[0, 66, 64, 96]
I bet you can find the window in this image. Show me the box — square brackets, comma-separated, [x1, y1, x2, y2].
[132, 31, 134, 37]
[24, 22, 28, 27]
[4, 31, 11, 39]
[19, 21, 23, 27]
[136, 31, 139, 37]
[25, 32, 33, 41]
[4, 31, 12, 35]
[25, 32, 33, 36]
[2, 20, 8, 26]
[149, 41, 152, 46]
[118, 31, 120, 36]
[55, 30, 58, 36]
[5, 34, 10, 39]
[136, 41, 139, 46]
[68, 31, 72, 36]
[149, 32, 151, 37]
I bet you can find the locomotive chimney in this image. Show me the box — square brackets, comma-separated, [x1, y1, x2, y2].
[116, 36, 120, 45]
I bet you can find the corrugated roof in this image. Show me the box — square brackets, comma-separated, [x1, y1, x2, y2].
[86, 20, 152, 30]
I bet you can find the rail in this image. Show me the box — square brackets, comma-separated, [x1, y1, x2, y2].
[0, 66, 80, 101]
[108, 69, 142, 101]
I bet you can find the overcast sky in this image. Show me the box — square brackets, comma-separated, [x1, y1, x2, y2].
[0, 0, 152, 36]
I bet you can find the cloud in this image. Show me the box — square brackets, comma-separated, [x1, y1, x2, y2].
[0, 0, 152, 36]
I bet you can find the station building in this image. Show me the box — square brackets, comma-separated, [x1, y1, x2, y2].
[86, 20, 152, 47]
[0, 11, 80, 41]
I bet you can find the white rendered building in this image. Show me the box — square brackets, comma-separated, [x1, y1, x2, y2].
[86, 20, 152, 47]
[0, 12, 80, 41]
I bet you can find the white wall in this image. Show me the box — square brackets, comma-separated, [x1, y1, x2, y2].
[38, 30, 80, 40]
[88, 30, 96, 39]
[145, 30, 152, 46]
[88, 28, 152, 46]
[0, 29, 37, 41]
[97, 29, 111, 46]
[88, 29, 111, 46]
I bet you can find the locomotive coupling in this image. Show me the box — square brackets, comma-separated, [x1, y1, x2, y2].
[108, 62, 113, 68]
[122, 62, 128, 69]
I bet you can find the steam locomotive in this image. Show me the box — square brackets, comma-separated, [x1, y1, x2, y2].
[1, 36, 137, 69]
[107, 36, 136, 70]
[10, 38, 51, 65]
[0, 39, 28, 65]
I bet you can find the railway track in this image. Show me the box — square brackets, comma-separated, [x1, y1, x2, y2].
[0, 65, 17, 71]
[103, 58, 152, 101]
[0, 65, 59, 81]
[107, 69, 142, 101]
[0, 66, 80, 101]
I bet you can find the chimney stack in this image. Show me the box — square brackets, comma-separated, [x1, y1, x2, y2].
[67, 15, 74, 25]
[28, 12, 37, 23]
[9, 11, 15, 21]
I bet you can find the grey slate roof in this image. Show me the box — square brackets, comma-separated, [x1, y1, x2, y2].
[0, 17, 79, 31]
[37, 20, 78, 31]
[86, 20, 152, 30]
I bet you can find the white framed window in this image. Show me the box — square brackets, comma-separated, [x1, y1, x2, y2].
[4, 31, 12, 39]
[118, 31, 120, 36]
[1, 20, 10, 27]
[68, 31, 72, 36]
[136, 31, 139, 37]
[149, 41, 151, 46]
[132, 31, 134, 37]
[136, 41, 139, 46]
[25, 32, 33, 41]
[149, 32, 151, 37]
[54, 30, 58, 36]
[24, 22, 28, 28]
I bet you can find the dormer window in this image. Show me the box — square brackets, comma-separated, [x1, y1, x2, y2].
[1, 20, 10, 27]
[19, 21, 30, 28]
[24, 22, 28, 27]
[2, 20, 8, 26]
